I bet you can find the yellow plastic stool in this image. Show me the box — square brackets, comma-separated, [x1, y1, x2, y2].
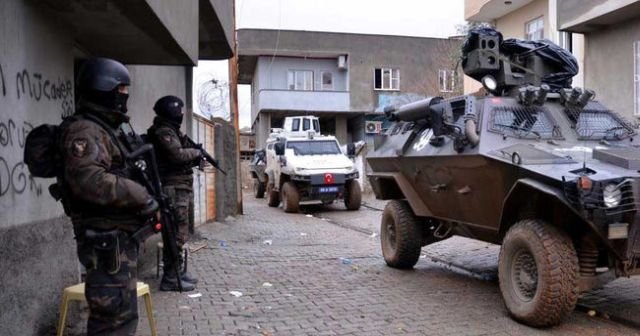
[56, 281, 157, 336]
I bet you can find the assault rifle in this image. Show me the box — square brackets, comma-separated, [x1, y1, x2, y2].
[183, 135, 227, 175]
[127, 143, 184, 292]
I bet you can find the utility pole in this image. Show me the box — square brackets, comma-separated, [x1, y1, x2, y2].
[228, 0, 243, 215]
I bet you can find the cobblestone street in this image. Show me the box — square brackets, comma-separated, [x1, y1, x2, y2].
[134, 195, 640, 336]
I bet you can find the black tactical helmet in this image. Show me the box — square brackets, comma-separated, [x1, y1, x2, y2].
[154, 95, 185, 126]
[77, 58, 131, 113]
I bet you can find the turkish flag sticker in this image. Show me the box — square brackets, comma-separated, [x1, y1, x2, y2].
[324, 173, 334, 184]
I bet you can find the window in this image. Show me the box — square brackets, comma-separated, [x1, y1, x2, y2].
[313, 119, 320, 132]
[292, 118, 300, 131]
[287, 70, 313, 90]
[438, 69, 456, 92]
[525, 17, 544, 40]
[286, 140, 342, 156]
[558, 31, 572, 52]
[321, 71, 333, 90]
[303, 118, 310, 131]
[635, 41, 640, 116]
[374, 68, 400, 90]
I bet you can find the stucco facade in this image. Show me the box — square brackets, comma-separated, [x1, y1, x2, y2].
[558, 0, 640, 119]
[238, 29, 463, 148]
[0, 0, 233, 334]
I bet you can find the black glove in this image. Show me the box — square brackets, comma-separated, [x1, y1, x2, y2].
[138, 198, 159, 217]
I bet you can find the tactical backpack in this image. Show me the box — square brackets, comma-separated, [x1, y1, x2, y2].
[24, 123, 66, 178]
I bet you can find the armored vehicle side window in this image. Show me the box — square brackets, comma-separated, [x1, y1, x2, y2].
[303, 119, 311, 131]
[563, 105, 635, 140]
[489, 106, 562, 140]
[286, 140, 341, 155]
[292, 119, 300, 131]
[313, 119, 320, 132]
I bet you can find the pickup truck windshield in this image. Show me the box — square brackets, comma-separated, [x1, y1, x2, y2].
[287, 140, 341, 156]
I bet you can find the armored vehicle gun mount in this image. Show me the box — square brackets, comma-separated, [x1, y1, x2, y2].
[368, 27, 640, 328]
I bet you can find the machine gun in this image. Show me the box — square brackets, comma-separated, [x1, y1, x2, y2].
[183, 135, 227, 175]
[127, 143, 184, 292]
[384, 96, 480, 152]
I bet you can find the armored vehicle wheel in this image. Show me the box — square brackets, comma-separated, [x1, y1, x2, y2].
[281, 182, 300, 213]
[254, 181, 266, 199]
[344, 180, 362, 210]
[499, 219, 578, 327]
[267, 183, 280, 207]
[381, 200, 422, 269]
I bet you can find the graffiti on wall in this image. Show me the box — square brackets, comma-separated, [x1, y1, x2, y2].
[0, 62, 71, 200]
[15, 69, 74, 117]
[0, 118, 42, 198]
[0, 64, 6, 97]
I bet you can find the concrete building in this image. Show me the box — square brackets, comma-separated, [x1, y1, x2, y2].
[237, 29, 463, 148]
[558, 0, 640, 119]
[464, 0, 585, 93]
[0, 0, 233, 334]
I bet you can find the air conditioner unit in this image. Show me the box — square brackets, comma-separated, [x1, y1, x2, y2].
[337, 55, 347, 70]
[365, 121, 383, 134]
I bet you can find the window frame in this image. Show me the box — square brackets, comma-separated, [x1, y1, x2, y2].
[438, 69, 456, 93]
[525, 16, 544, 41]
[635, 41, 640, 116]
[292, 118, 300, 131]
[374, 67, 400, 91]
[320, 71, 334, 90]
[287, 70, 314, 91]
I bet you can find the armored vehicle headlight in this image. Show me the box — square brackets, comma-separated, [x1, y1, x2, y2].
[603, 183, 622, 208]
[481, 75, 498, 92]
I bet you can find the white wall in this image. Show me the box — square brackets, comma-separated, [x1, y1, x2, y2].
[0, 0, 73, 227]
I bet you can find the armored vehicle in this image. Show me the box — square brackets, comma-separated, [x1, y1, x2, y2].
[262, 116, 361, 213]
[249, 149, 267, 198]
[368, 28, 640, 327]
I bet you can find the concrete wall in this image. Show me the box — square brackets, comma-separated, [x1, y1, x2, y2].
[0, 1, 78, 334]
[255, 56, 347, 91]
[146, 0, 199, 63]
[239, 30, 464, 113]
[495, 0, 549, 39]
[584, 17, 640, 119]
[127, 65, 189, 134]
[0, 1, 196, 334]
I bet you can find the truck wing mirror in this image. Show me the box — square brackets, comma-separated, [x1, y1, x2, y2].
[347, 143, 356, 156]
[274, 142, 285, 155]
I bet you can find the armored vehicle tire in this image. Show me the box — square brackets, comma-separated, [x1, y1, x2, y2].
[267, 183, 280, 207]
[282, 182, 300, 213]
[380, 200, 422, 269]
[344, 180, 362, 211]
[499, 219, 578, 327]
[254, 181, 266, 199]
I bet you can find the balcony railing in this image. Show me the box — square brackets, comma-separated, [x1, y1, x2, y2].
[257, 89, 350, 113]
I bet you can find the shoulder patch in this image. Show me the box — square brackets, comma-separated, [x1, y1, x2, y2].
[72, 138, 89, 157]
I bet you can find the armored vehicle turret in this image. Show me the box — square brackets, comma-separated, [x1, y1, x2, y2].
[368, 28, 639, 327]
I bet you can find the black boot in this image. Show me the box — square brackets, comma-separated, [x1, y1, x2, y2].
[160, 272, 195, 292]
[181, 271, 199, 284]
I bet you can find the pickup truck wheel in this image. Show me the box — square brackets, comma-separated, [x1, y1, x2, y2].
[499, 219, 578, 327]
[254, 181, 265, 199]
[381, 200, 421, 269]
[266, 183, 280, 207]
[281, 182, 300, 213]
[344, 180, 361, 210]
